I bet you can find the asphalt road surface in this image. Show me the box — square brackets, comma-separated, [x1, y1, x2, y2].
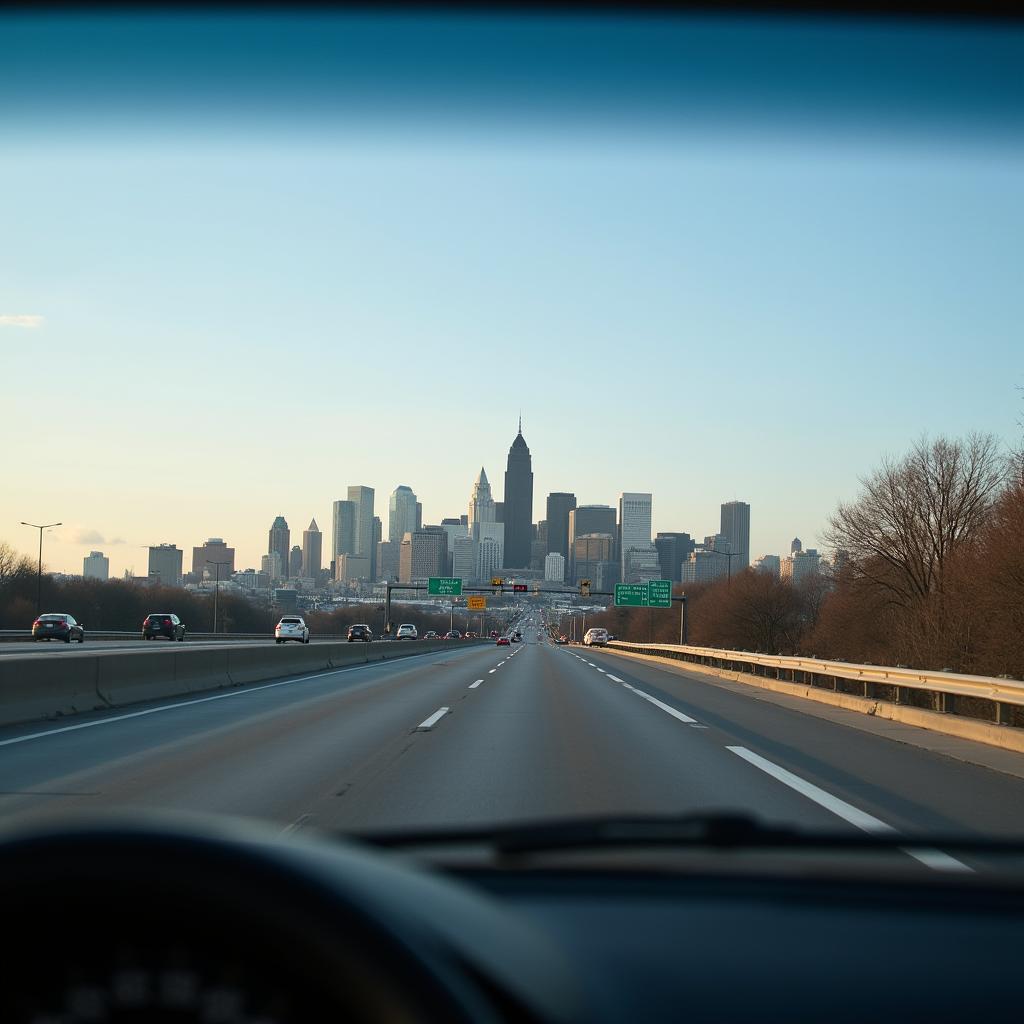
[3, 634, 1024, 870]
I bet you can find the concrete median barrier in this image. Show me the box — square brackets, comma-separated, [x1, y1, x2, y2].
[0, 638, 490, 729]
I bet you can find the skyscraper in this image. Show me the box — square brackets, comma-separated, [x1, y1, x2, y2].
[399, 529, 448, 582]
[568, 505, 617, 580]
[654, 532, 695, 583]
[331, 501, 356, 577]
[289, 545, 303, 578]
[388, 486, 418, 544]
[720, 501, 751, 572]
[148, 543, 183, 587]
[83, 551, 109, 581]
[618, 492, 655, 582]
[503, 420, 534, 569]
[371, 516, 382, 579]
[348, 486, 375, 562]
[192, 538, 235, 579]
[302, 518, 322, 579]
[468, 468, 496, 527]
[546, 493, 577, 561]
[268, 517, 290, 579]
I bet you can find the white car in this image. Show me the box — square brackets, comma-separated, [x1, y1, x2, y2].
[275, 616, 309, 644]
[583, 628, 608, 647]
[396, 623, 418, 640]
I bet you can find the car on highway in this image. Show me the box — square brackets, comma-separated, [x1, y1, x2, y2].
[395, 623, 418, 641]
[347, 624, 373, 643]
[423, 630, 440, 640]
[512, 631, 522, 642]
[464, 631, 478, 639]
[584, 628, 609, 647]
[496, 635, 511, 646]
[143, 613, 185, 642]
[556, 635, 569, 645]
[444, 630, 462, 640]
[274, 616, 309, 644]
[489, 630, 500, 639]
[31, 613, 85, 643]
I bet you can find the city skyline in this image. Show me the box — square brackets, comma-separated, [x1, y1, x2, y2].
[6, 409, 999, 577]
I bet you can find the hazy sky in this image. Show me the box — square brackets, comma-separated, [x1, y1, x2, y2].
[2, 14, 1021, 578]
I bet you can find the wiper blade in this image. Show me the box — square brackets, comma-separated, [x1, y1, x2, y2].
[351, 812, 1024, 857]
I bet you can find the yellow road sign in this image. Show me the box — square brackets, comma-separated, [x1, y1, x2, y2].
[467, 596, 487, 610]
[490, 577, 504, 587]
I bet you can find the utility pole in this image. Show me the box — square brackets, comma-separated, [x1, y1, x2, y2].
[206, 560, 232, 633]
[21, 520, 61, 618]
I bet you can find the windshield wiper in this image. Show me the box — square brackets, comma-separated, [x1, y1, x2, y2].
[350, 812, 1024, 857]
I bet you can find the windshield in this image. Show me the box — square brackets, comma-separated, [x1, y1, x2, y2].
[1, 10, 1023, 872]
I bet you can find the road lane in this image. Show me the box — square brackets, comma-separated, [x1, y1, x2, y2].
[585, 645, 1024, 839]
[0, 642, 505, 826]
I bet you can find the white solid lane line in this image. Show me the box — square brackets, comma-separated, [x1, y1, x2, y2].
[417, 707, 450, 730]
[469, 679, 483, 689]
[595, 667, 606, 673]
[607, 675, 625, 683]
[622, 683, 698, 724]
[488, 669, 497, 674]
[727, 746, 971, 873]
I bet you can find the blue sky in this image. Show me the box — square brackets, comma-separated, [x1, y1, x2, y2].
[2, 14, 1022, 576]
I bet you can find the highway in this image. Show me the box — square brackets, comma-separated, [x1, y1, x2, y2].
[3, 630, 1024, 866]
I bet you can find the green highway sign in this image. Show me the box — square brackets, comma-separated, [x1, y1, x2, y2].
[428, 577, 463, 596]
[614, 580, 673, 608]
[614, 584, 649, 607]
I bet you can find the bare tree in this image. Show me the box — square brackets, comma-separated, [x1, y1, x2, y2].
[824, 434, 1007, 608]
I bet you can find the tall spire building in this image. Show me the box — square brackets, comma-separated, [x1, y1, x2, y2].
[503, 420, 534, 569]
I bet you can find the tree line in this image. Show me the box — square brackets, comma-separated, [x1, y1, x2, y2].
[593, 434, 1024, 679]
[0, 553, 498, 638]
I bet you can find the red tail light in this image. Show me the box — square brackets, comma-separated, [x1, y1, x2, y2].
[163, 618, 171, 627]
[32, 619, 41, 628]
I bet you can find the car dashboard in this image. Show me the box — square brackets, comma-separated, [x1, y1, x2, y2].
[2, 815, 1023, 1022]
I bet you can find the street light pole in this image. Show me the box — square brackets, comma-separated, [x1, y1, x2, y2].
[206, 560, 231, 634]
[21, 521, 61, 618]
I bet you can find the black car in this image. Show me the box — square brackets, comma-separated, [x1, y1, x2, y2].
[347, 624, 373, 643]
[31, 613, 85, 643]
[143, 613, 186, 641]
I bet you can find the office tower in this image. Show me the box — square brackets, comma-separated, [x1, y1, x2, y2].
[371, 516, 382, 578]
[503, 419, 534, 569]
[720, 501, 751, 571]
[376, 541, 400, 581]
[452, 535, 478, 580]
[573, 533, 617, 591]
[261, 551, 282, 580]
[331, 501, 356, 577]
[476, 535, 502, 581]
[399, 529, 448, 582]
[83, 551, 109, 581]
[546, 493, 577, 561]
[468, 468, 496, 527]
[791, 537, 803, 554]
[782, 548, 820, 582]
[388, 486, 418, 544]
[494, 501, 504, 523]
[441, 517, 466, 575]
[348, 486, 375, 563]
[148, 543, 183, 587]
[302, 519, 322, 580]
[655, 532, 695, 583]
[289, 545, 303, 578]
[618, 492, 656, 583]
[544, 552, 566, 583]
[337, 553, 372, 581]
[681, 549, 730, 584]
[415, 502, 423, 531]
[268, 516, 290, 579]
[754, 554, 781, 577]
[192, 538, 235, 579]
[568, 505, 617, 578]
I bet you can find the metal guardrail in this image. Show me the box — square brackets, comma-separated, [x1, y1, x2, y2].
[608, 641, 1024, 729]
